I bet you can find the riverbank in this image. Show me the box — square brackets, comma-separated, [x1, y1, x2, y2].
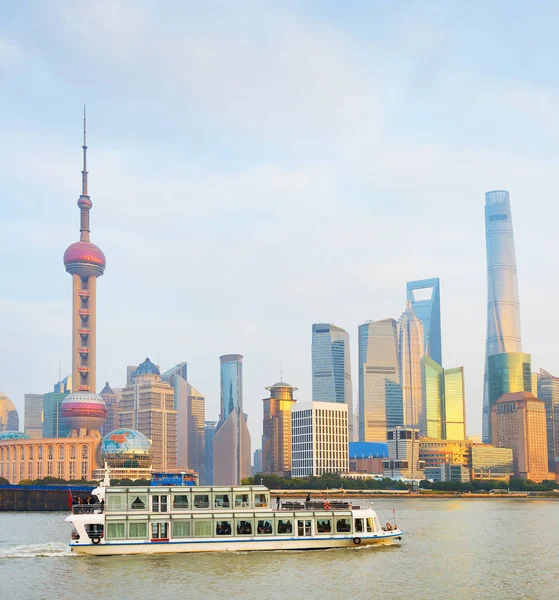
[271, 489, 559, 499]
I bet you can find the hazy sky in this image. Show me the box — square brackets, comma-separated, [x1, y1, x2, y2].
[2, 1, 559, 449]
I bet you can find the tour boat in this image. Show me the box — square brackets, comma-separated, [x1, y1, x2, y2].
[66, 473, 403, 556]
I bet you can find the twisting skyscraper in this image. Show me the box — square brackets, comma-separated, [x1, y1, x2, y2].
[483, 190, 523, 441]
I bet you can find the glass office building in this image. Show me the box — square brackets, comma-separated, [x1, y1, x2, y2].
[311, 323, 353, 440]
[486, 352, 532, 441]
[421, 356, 444, 439]
[483, 191, 523, 441]
[398, 304, 424, 429]
[358, 319, 402, 442]
[406, 278, 442, 365]
[538, 369, 559, 474]
[444, 367, 466, 440]
[219, 354, 243, 420]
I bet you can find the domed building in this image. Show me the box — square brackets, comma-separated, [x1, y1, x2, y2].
[95, 428, 153, 481]
[133, 358, 160, 379]
[0, 431, 30, 441]
[0, 392, 19, 432]
[60, 391, 107, 437]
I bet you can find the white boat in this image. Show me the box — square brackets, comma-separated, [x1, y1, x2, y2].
[66, 476, 403, 556]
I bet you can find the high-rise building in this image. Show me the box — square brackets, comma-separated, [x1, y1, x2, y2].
[470, 444, 514, 481]
[406, 278, 442, 365]
[537, 369, 559, 475]
[24, 393, 43, 438]
[42, 377, 72, 438]
[358, 319, 402, 442]
[120, 358, 177, 470]
[291, 401, 348, 477]
[213, 355, 251, 485]
[483, 190, 523, 442]
[311, 323, 353, 440]
[162, 364, 205, 479]
[252, 448, 263, 475]
[0, 392, 18, 432]
[126, 366, 138, 385]
[203, 421, 217, 485]
[99, 382, 120, 437]
[398, 305, 424, 428]
[486, 352, 532, 441]
[443, 367, 466, 440]
[491, 391, 548, 482]
[421, 356, 444, 438]
[262, 381, 297, 477]
[383, 426, 424, 480]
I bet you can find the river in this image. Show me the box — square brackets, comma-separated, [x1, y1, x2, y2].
[0, 498, 556, 600]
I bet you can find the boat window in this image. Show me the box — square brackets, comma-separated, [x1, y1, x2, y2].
[316, 519, 332, 534]
[257, 520, 273, 535]
[129, 494, 147, 511]
[214, 494, 230, 508]
[152, 495, 168, 513]
[85, 524, 104, 539]
[354, 519, 363, 533]
[173, 494, 189, 509]
[107, 493, 126, 511]
[336, 519, 352, 533]
[193, 520, 212, 537]
[297, 520, 312, 536]
[193, 494, 210, 509]
[254, 493, 268, 508]
[366, 518, 375, 533]
[107, 522, 126, 539]
[172, 520, 191, 538]
[276, 519, 293, 535]
[151, 522, 168, 540]
[216, 520, 232, 536]
[129, 522, 148, 539]
[236, 520, 253, 535]
[234, 493, 250, 507]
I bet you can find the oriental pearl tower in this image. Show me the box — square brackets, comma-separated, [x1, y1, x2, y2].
[60, 110, 107, 438]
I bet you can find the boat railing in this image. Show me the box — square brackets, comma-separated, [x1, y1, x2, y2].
[72, 503, 104, 515]
[278, 500, 356, 511]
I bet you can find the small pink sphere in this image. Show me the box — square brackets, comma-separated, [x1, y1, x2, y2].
[61, 392, 108, 431]
[64, 241, 106, 277]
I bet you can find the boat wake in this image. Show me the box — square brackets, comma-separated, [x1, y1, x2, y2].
[0, 542, 74, 559]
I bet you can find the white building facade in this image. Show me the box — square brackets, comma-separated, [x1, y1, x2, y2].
[383, 426, 424, 480]
[291, 401, 349, 477]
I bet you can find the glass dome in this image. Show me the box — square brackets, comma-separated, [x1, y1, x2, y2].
[99, 429, 152, 469]
[0, 431, 31, 441]
[134, 358, 160, 377]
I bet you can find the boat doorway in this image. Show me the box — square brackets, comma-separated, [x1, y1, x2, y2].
[297, 519, 312, 537]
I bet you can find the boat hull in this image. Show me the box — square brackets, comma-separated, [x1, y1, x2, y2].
[70, 532, 403, 556]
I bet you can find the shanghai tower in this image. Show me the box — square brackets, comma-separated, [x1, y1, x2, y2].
[482, 190, 523, 441]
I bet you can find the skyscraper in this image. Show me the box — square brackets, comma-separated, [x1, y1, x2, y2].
[24, 393, 43, 438]
[262, 381, 297, 477]
[397, 304, 424, 428]
[0, 392, 18, 432]
[443, 367, 466, 440]
[213, 355, 251, 485]
[203, 421, 217, 485]
[483, 190, 523, 441]
[99, 382, 120, 436]
[311, 323, 353, 440]
[406, 278, 442, 365]
[42, 377, 72, 438]
[537, 369, 559, 475]
[60, 112, 108, 437]
[358, 319, 403, 442]
[421, 356, 444, 438]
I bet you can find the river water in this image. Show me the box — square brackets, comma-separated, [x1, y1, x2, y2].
[0, 498, 557, 600]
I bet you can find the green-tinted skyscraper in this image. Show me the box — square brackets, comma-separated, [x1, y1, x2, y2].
[487, 352, 532, 441]
[444, 367, 466, 440]
[421, 356, 444, 438]
[42, 376, 72, 438]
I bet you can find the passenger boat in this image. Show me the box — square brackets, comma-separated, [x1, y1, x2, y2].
[66, 472, 403, 556]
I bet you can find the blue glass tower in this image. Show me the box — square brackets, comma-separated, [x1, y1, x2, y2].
[406, 278, 442, 365]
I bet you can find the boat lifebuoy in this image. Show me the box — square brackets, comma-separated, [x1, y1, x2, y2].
[323, 501, 332, 510]
[353, 537, 361, 545]
[92, 537, 101, 544]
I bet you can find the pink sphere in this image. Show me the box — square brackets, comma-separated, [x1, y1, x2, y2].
[61, 392, 108, 432]
[64, 241, 106, 277]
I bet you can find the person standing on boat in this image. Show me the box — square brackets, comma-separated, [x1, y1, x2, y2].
[306, 493, 311, 503]
[276, 495, 281, 509]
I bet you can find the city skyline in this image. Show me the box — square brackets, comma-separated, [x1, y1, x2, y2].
[3, 3, 559, 452]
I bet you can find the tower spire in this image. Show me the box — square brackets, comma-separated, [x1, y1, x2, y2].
[82, 105, 88, 197]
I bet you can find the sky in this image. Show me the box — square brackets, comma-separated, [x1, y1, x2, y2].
[2, 1, 559, 450]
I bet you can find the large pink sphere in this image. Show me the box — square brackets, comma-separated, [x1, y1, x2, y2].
[64, 241, 106, 277]
[61, 392, 108, 432]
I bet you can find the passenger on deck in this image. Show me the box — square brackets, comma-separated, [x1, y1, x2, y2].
[306, 493, 311, 502]
[276, 495, 281, 509]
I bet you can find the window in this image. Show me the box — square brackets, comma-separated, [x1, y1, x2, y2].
[47, 445, 54, 460]
[234, 493, 250, 507]
[354, 519, 363, 533]
[70, 445, 76, 460]
[38, 446, 43, 460]
[152, 495, 168, 513]
[337, 519, 351, 533]
[151, 522, 168, 540]
[81, 461, 88, 477]
[29, 446, 33, 460]
[215, 520, 232, 535]
[172, 520, 191, 538]
[277, 519, 293, 534]
[193, 494, 210, 508]
[81, 445, 89, 460]
[257, 520, 273, 535]
[254, 493, 268, 507]
[59, 446, 65, 460]
[107, 522, 126, 539]
[214, 494, 230, 508]
[193, 520, 212, 537]
[316, 519, 331, 534]
[129, 495, 147, 510]
[297, 520, 312, 536]
[172, 495, 189, 509]
[236, 520, 253, 535]
[107, 494, 126, 511]
[129, 522, 148, 539]
[366, 518, 375, 533]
